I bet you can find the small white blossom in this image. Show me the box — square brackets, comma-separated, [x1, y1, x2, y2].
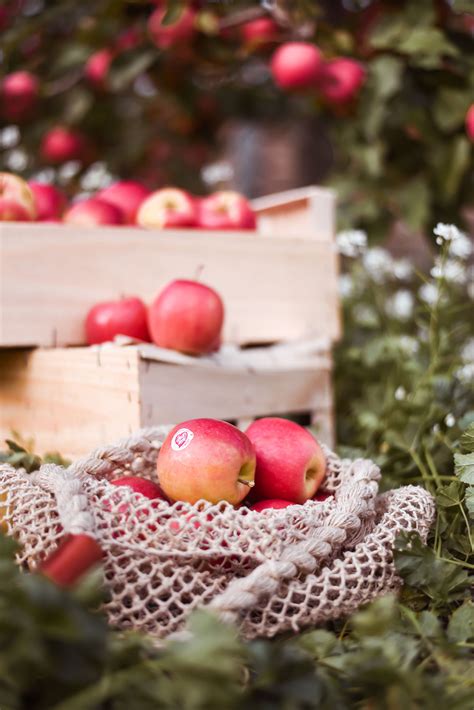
[455, 363, 474, 385]
[444, 413, 456, 427]
[449, 233, 472, 260]
[386, 290, 414, 320]
[432, 423, 440, 434]
[399, 336, 419, 355]
[336, 230, 367, 258]
[57, 161, 82, 183]
[431, 258, 466, 284]
[393, 259, 413, 280]
[29, 168, 56, 183]
[419, 283, 438, 305]
[395, 386, 406, 400]
[80, 161, 114, 191]
[201, 161, 234, 186]
[5, 148, 28, 171]
[461, 338, 474, 364]
[0, 126, 20, 149]
[362, 247, 394, 283]
[433, 223, 464, 242]
[339, 274, 353, 299]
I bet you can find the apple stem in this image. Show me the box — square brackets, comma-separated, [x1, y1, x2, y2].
[238, 479, 255, 488]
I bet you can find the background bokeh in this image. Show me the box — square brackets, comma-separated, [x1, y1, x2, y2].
[1, 0, 473, 242]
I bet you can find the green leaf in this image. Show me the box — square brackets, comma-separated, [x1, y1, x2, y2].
[447, 601, 474, 643]
[161, 0, 185, 26]
[465, 487, 474, 518]
[460, 424, 474, 454]
[434, 88, 472, 133]
[454, 452, 474, 485]
[436, 481, 464, 508]
[109, 50, 156, 92]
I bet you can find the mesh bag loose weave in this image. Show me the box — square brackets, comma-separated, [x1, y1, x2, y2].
[0, 427, 435, 639]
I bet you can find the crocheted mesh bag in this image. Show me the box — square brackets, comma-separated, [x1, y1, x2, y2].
[0, 426, 435, 639]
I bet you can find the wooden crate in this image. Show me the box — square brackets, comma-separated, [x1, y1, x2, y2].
[0, 345, 334, 459]
[0, 187, 339, 348]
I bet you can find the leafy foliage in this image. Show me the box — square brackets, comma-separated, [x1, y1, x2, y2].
[0, 0, 472, 235]
[1, 225, 473, 707]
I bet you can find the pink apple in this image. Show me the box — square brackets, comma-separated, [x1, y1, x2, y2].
[270, 42, 323, 90]
[466, 104, 474, 142]
[245, 418, 327, 504]
[28, 182, 66, 221]
[148, 5, 196, 49]
[40, 126, 88, 164]
[1, 71, 39, 121]
[85, 48, 115, 89]
[137, 187, 198, 228]
[0, 172, 37, 221]
[85, 296, 150, 345]
[318, 58, 366, 105]
[157, 418, 256, 505]
[63, 198, 124, 226]
[250, 499, 294, 512]
[197, 191, 256, 230]
[110, 476, 165, 500]
[148, 279, 224, 355]
[97, 180, 151, 224]
[241, 17, 279, 47]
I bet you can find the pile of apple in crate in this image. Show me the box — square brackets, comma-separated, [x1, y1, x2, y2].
[0, 170, 339, 583]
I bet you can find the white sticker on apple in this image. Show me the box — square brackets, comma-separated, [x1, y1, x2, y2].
[171, 428, 194, 452]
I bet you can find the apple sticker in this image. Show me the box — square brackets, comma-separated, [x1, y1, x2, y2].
[171, 428, 194, 452]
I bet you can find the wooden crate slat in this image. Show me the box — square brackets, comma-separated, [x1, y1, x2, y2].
[0, 223, 340, 347]
[0, 346, 334, 459]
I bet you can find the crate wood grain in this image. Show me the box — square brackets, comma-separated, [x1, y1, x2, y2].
[0, 187, 339, 348]
[0, 346, 334, 459]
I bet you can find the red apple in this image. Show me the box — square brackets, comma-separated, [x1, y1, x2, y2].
[1, 71, 39, 122]
[157, 418, 256, 505]
[466, 104, 474, 142]
[148, 5, 196, 49]
[313, 491, 330, 502]
[270, 42, 323, 90]
[85, 48, 115, 89]
[136, 187, 198, 228]
[0, 172, 37, 221]
[245, 418, 326, 504]
[85, 296, 150, 345]
[148, 279, 224, 355]
[110, 476, 165, 500]
[28, 182, 66, 221]
[40, 126, 88, 164]
[97, 180, 151, 224]
[250, 499, 294, 512]
[241, 18, 279, 47]
[318, 58, 366, 105]
[197, 191, 256, 230]
[63, 198, 124, 226]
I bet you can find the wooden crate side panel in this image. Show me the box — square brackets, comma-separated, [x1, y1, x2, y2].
[0, 347, 141, 458]
[139, 359, 333, 442]
[253, 187, 335, 241]
[0, 224, 340, 347]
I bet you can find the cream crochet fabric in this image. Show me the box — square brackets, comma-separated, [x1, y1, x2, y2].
[0, 427, 435, 639]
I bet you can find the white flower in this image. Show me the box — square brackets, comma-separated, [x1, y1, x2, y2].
[449, 234, 472, 260]
[461, 338, 474, 364]
[5, 148, 28, 171]
[393, 259, 413, 280]
[419, 283, 438, 305]
[57, 161, 82, 183]
[431, 258, 466, 284]
[362, 247, 394, 283]
[394, 386, 406, 400]
[444, 413, 456, 427]
[433, 223, 464, 242]
[0, 125, 20, 149]
[353, 304, 377, 325]
[339, 274, 353, 299]
[386, 290, 414, 320]
[80, 161, 114, 191]
[336, 230, 367, 257]
[399, 336, 419, 355]
[455, 363, 474, 385]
